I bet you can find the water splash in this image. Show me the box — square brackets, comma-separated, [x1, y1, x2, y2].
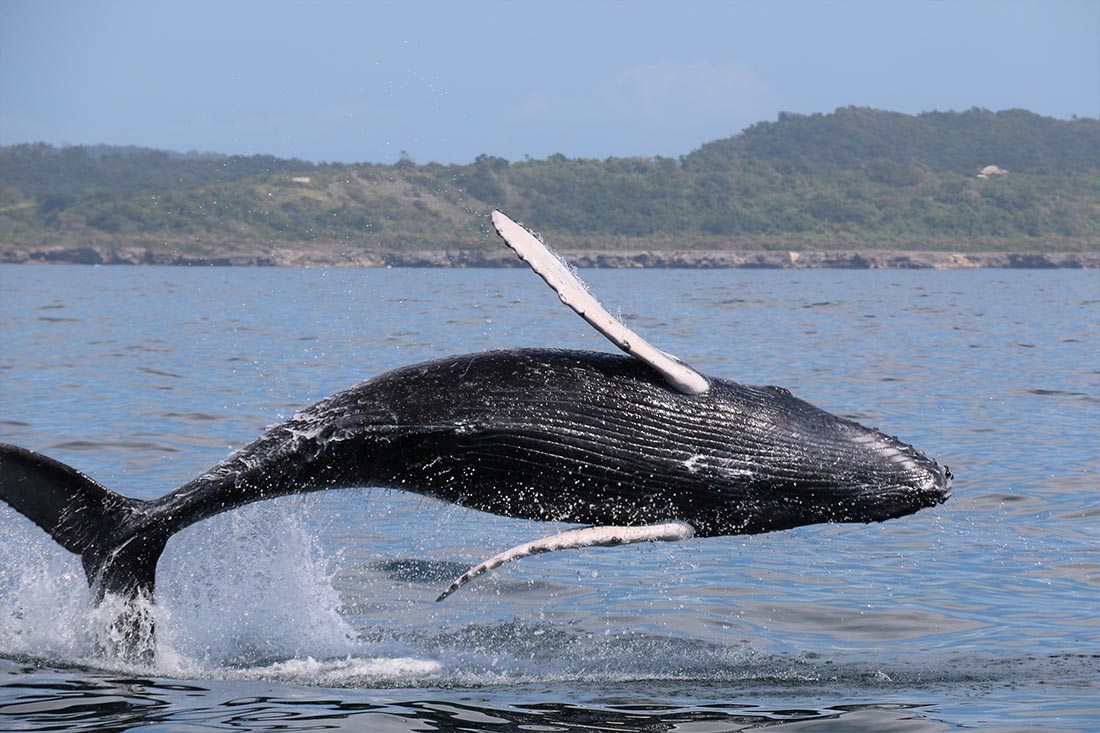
[154, 502, 361, 671]
[0, 525, 91, 660]
[0, 501, 443, 681]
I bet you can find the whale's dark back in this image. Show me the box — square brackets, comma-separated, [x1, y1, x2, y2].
[236, 348, 950, 537]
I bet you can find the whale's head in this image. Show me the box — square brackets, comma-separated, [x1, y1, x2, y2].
[429, 373, 953, 601]
[679, 381, 952, 537]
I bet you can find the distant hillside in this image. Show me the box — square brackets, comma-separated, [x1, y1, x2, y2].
[1, 107, 1097, 259]
[0, 143, 312, 196]
[685, 107, 1100, 173]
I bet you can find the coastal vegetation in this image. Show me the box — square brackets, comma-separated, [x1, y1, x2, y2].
[1, 107, 1097, 258]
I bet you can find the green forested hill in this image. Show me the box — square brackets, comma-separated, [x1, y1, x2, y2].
[685, 107, 1100, 173]
[0, 143, 314, 196]
[1, 107, 1097, 256]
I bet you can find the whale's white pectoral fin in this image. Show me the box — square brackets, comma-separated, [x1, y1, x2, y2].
[491, 210, 710, 395]
[435, 520, 696, 601]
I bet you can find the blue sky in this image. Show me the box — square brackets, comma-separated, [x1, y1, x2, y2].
[1, 0, 1096, 164]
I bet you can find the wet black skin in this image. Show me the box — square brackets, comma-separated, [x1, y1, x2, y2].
[149, 348, 951, 542]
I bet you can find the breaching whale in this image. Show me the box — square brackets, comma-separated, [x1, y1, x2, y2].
[0, 210, 951, 659]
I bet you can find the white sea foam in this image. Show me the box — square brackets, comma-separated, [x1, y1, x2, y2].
[155, 502, 358, 668]
[0, 517, 92, 660]
[234, 654, 443, 685]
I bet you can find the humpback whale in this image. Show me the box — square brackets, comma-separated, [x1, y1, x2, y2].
[0, 211, 951, 659]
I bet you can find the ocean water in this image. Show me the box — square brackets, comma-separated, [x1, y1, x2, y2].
[0, 263, 1096, 732]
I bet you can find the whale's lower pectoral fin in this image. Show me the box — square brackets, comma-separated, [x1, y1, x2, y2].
[436, 520, 696, 601]
[491, 210, 710, 395]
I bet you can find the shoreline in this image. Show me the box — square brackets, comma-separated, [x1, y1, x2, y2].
[1, 245, 1097, 269]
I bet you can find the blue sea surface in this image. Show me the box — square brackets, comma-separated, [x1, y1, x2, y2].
[0, 264, 1097, 731]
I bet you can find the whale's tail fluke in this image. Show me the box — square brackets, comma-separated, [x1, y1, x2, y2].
[0, 442, 168, 656]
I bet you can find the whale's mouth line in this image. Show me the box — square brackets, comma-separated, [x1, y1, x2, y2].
[436, 520, 697, 601]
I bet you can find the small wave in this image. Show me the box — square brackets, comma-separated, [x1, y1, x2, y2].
[1023, 388, 1086, 397]
[0, 419, 32, 428]
[136, 367, 184, 379]
[368, 558, 475, 584]
[49, 439, 181, 453]
[231, 655, 443, 686]
[160, 411, 224, 422]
